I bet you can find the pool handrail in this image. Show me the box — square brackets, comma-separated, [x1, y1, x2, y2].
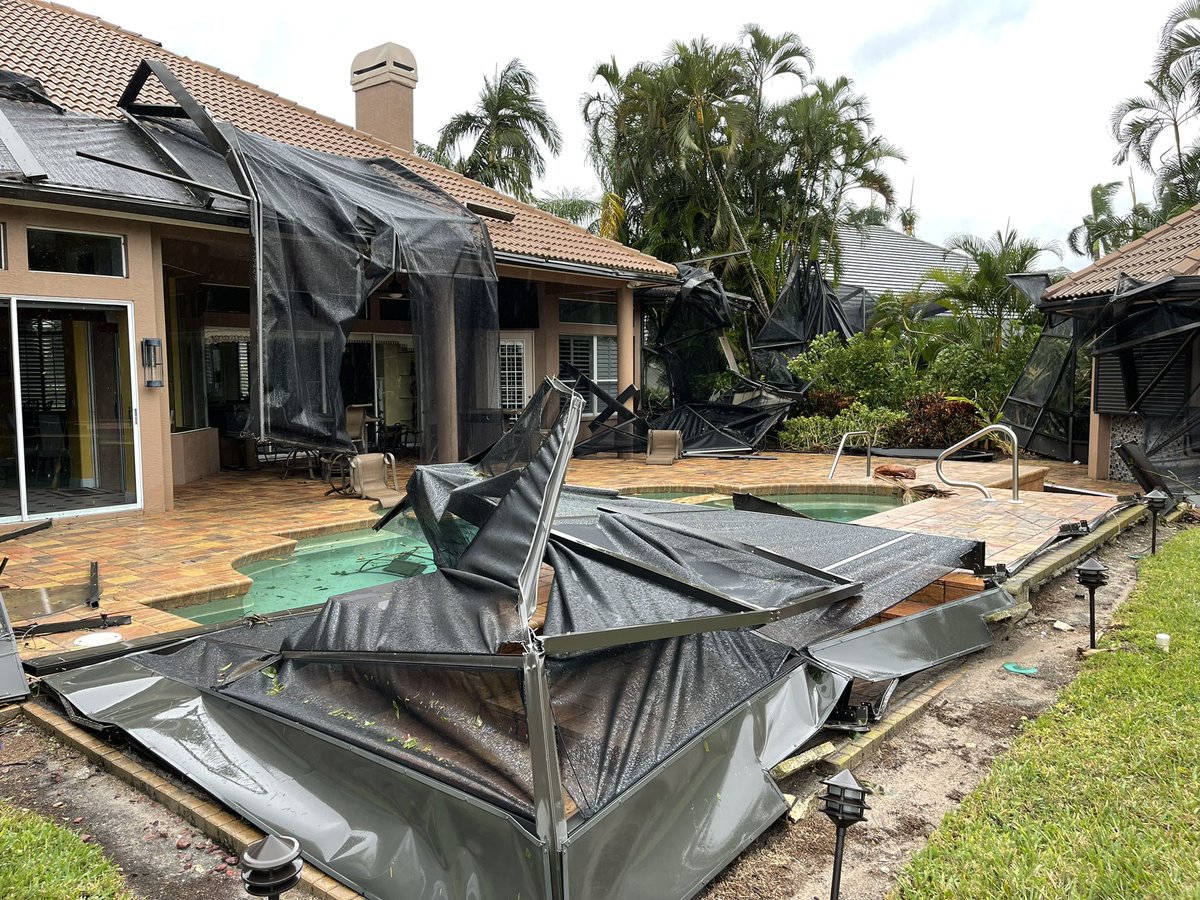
[828, 431, 873, 481]
[935, 424, 1021, 502]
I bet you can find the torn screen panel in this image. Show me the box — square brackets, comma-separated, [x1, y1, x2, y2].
[45, 657, 549, 899]
[808, 588, 1015, 681]
[230, 128, 499, 459]
[549, 631, 793, 819]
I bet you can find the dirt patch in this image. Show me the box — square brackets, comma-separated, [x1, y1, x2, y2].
[0, 719, 245, 899]
[702, 518, 1154, 900]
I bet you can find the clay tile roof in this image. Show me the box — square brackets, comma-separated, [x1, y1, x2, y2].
[0, 0, 677, 279]
[1045, 202, 1200, 300]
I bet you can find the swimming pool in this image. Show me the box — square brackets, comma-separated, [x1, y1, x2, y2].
[180, 520, 435, 625]
[630, 491, 904, 523]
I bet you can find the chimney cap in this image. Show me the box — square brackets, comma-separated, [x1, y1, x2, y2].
[351, 43, 418, 91]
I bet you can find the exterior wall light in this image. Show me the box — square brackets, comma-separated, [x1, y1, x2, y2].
[240, 833, 303, 898]
[819, 768, 871, 899]
[1144, 489, 1170, 555]
[141, 337, 164, 388]
[1075, 557, 1109, 650]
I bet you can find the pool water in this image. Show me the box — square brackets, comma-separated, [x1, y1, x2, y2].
[631, 491, 903, 523]
[180, 520, 435, 625]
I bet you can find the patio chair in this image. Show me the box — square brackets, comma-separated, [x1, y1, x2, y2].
[346, 404, 376, 454]
[345, 453, 405, 511]
[646, 429, 683, 466]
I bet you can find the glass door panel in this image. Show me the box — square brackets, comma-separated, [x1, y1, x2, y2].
[17, 303, 137, 516]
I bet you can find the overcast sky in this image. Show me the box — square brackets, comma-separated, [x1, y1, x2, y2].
[77, 0, 1187, 269]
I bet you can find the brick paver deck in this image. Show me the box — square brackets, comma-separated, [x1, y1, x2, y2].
[2, 452, 1136, 660]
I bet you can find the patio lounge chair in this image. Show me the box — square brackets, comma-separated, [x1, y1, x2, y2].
[646, 429, 682, 466]
[346, 452, 404, 508]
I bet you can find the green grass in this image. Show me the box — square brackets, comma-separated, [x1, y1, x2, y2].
[0, 802, 129, 899]
[894, 529, 1200, 900]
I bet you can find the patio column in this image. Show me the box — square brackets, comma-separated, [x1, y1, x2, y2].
[617, 284, 635, 411]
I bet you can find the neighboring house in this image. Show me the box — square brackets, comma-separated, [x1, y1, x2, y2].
[832, 224, 974, 330]
[0, 0, 677, 523]
[1037, 205, 1200, 486]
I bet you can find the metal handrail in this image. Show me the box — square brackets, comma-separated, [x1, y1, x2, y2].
[935, 424, 1021, 502]
[828, 431, 873, 481]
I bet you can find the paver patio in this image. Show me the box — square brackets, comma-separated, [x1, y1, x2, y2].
[1, 451, 1136, 662]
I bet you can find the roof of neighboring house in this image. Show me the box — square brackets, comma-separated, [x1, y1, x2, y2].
[0, 0, 677, 279]
[1044, 203, 1200, 300]
[834, 225, 973, 297]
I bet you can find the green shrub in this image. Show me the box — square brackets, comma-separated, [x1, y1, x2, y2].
[925, 326, 1040, 417]
[787, 331, 926, 409]
[777, 402, 906, 453]
[882, 393, 984, 448]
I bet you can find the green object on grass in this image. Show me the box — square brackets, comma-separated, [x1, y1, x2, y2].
[1002, 662, 1038, 676]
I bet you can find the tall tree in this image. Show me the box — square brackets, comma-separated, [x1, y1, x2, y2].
[1110, 61, 1197, 175]
[924, 228, 1061, 353]
[580, 28, 900, 316]
[1067, 181, 1124, 260]
[436, 59, 562, 202]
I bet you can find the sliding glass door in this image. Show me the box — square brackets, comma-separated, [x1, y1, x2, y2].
[0, 298, 139, 521]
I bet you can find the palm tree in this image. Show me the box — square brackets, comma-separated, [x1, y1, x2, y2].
[1067, 181, 1124, 260]
[535, 187, 626, 239]
[437, 59, 562, 202]
[1110, 60, 1198, 174]
[924, 228, 1061, 353]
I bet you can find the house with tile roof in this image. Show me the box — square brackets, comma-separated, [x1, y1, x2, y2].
[1033, 203, 1200, 485]
[830, 224, 973, 330]
[0, 0, 679, 521]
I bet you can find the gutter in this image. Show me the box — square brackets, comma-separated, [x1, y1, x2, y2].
[494, 250, 681, 286]
[0, 181, 249, 229]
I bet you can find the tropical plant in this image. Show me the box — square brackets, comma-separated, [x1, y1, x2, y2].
[1067, 181, 1125, 260]
[922, 227, 1060, 353]
[787, 330, 926, 409]
[1110, 62, 1198, 175]
[436, 59, 562, 202]
[580, 26, 900, 316]
[776, 402, 905, 453]
[534, 188, 626, 239]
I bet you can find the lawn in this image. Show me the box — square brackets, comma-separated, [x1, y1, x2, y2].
[893, 528, 1200, 899]
[0, 801, 129, 900]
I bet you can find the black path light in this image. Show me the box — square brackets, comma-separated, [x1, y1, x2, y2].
[241, 834, 303, 899]
[1076, 557, 1109, 650]
[1145, 489, 1170, 555]
[819, 768, 871, 900]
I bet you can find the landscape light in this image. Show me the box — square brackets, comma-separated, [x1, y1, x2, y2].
[819, 768, 871, 900]
[1144, 489, 1170, 555]
[240, 833, 303, 899]
[1075, 557, 1109, 650]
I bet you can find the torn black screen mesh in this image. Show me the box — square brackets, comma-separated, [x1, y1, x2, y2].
[232, 129, 499, 459]
[549, 632, 792, 819]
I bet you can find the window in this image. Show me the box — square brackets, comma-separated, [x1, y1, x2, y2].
[559, 298, 617, 325]
[560, 334, 618, 413]
[500, 340, 528, 411]
[0, 222, 6, 269]
[26, 228, 126, 277]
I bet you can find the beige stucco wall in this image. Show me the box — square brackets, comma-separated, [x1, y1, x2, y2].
[0, 201, 173, 516]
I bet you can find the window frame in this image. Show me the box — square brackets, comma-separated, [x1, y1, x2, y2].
[25, 226, 128, 279]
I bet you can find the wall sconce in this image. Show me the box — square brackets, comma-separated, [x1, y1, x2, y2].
[141, 338, 164, 388]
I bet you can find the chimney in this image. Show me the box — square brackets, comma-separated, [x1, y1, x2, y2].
[351, 43, 418, 152]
